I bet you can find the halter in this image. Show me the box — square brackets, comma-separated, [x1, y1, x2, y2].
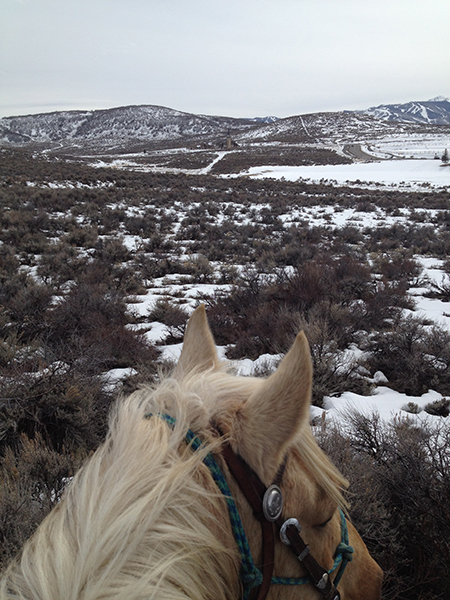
[147, 414, 353, 600]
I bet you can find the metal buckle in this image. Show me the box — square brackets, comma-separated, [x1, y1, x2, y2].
[317, 572, 329, 589]
[262, 484, 284, 522]
[279, 517, 301, 545]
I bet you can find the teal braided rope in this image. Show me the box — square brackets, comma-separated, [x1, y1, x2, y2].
[331, 508, 354, 586]
[146, 413, 353, 594]
[145, 413, 262, 597]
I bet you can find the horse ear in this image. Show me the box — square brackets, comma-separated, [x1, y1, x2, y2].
[234, 331, 312, 480]
[173, 305, 219, 377]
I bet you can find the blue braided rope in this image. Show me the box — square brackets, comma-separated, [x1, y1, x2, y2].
[145, 413, 262, 596]
[146, 413, 353, 594]
[332, 508, 354, 586]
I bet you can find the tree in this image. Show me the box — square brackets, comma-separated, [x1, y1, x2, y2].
[442, 148, 449, 164]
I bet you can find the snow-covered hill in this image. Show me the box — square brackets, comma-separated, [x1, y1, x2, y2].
[364, 97, 450, 125]
[235, 111, 416, 143]
[0, 105, 258, 151]
[1, 99, 449, 155]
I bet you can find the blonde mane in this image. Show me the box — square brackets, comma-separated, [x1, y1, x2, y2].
[1, 378, 241, 600]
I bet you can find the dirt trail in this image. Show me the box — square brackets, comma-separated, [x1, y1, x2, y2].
[200, 151, 228, 174]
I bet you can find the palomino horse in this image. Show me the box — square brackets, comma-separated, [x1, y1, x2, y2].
[0, 306, 382, 600]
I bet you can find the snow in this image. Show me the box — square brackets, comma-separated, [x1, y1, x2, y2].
[83, 154, 450, 429]
[367, 134, 450, 159]
[408, 292, 450, 329]
[145, 321, 169, 344]
[159, 331, 450, 427]
[159, 342, 229, 364]
[322, 387, 445, 427]
[23, 145, 450, 429]
[160, 342, 184, 363]
[200, 151, 227, 174]
[102, 367, 138, 391]
[243, 159, 450, 189]
[408, 257, 450, 328]
[234, 353, 283, 376]
[122, 235, 145, 251]
[278, 204, 418, 230]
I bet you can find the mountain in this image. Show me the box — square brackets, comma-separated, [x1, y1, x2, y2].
[0, 105, 258, 151]
[249, 116, 279, 124]
[1, 99, 448, 155]
[363, 97, 450, 125]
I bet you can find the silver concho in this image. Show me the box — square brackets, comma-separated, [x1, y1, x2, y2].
[262, 484, 284, 522]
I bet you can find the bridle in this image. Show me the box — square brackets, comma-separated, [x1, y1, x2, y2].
[220, 440, 353, 600]
[147, 414, 353, 600]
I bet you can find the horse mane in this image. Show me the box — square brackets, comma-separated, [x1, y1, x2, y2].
[1, 367, 347, 600]
[1, 376, 241, 600]
[295, 428, 349, 513]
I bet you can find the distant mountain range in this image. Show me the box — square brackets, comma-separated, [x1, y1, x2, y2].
[0, 98, 449, 153]
[363, 97, 450, 125]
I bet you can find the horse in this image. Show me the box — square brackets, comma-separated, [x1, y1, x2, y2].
[0, 305, 382, 600]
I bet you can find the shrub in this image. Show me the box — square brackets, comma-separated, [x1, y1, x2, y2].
[403, 402, 420, 414]
[37, 241, 88, 289]
[217, 264, 240, 285]
[293, 307, 371, 405]
[425, 274, 450, 302]
[364, 316, 450, 396]
[94, 237, 131, 264]
[147, 297, 189, 342]
[0, 366, 110, 454]
[187, 254, 214, 283]
[4, 279, 53, 342]
[424, 398, 450, 417]
[0, 434, 88, 569]
[77, 259, 146, 295]
[372, 251, 423, 284]
[45, 283, 159, 372]
[64, 224, 98, 248]
[317, 413, 450, 599]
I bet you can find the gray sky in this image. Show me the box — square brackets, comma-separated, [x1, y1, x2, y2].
[1, 0, 449, 119]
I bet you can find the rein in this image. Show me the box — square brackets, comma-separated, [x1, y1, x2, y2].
[147, 414, 353, 600]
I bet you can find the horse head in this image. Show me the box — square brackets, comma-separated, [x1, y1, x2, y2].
[174, 305, 383, 600]
[0, 306, 382, 600]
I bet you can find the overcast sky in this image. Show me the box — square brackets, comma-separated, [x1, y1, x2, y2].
[1, 0, 449, 119]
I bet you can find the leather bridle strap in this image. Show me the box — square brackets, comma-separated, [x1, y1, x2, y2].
[278, 521, 340, 600]
[220, 443, 276, 600]
[221, 442, 341, 600]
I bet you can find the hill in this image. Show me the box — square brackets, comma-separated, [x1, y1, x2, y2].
[0, 105, 258, 152]
[364, 97, 450, 125]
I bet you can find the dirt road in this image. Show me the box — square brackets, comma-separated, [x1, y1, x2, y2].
[343, 144, 387, 161]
